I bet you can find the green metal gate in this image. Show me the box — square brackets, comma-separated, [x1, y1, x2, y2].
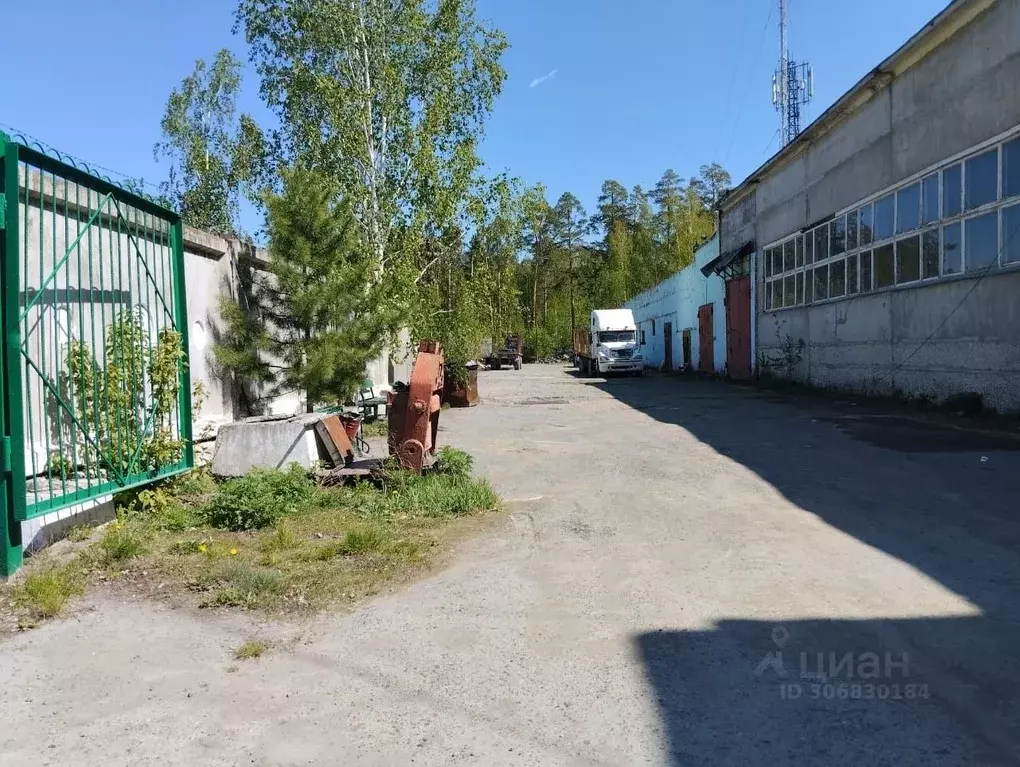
[1, 131, 192, 576]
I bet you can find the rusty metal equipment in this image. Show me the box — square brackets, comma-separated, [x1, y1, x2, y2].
[388, 340, 445, 471]
[444, 361, 479, 408]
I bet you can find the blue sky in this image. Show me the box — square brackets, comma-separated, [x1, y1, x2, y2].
[3, 0, 948, 232]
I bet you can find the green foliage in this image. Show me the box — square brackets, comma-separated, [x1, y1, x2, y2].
[215, 168, 399, 412]
[12, 564, 83, 619]
[94, 524, 147, 566]
[202, 465, 315, 531]
[154, 49, 267, 232]
[64, 310, 185, 479]
[234, 639, 270, 660]
[436, 446, 473, 479]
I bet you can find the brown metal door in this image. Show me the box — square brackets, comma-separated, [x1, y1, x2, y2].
[663, 322, 673, 371]
[726, 275, 752, 379]
[698, 304, 713, 373]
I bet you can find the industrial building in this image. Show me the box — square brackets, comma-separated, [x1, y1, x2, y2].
[626, 236, 727, 374]
[715, 0, 1020, 411]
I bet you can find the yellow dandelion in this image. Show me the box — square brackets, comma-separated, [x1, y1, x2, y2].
[229, 548, 238, 556]
[198, 544, 208, 553]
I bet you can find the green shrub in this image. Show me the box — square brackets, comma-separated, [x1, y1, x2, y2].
[436, 446, 473, 479]
[202, 465, 315, 531]
[338, 525, 391, 555]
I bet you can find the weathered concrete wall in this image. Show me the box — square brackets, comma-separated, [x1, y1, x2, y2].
[626, 237, 726, 373]
[732, 0, 1020, 411]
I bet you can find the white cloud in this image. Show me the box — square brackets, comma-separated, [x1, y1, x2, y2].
[529, 69, 557, 89]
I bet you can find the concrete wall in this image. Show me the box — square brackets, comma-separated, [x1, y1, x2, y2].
[626, 237, 726, 373]
[725, 0, 1020, 411]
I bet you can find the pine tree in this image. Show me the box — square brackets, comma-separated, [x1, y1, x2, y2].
[215, 168, 396, 413]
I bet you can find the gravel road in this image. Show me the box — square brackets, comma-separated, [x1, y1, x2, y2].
[3, 364, 1020, 766]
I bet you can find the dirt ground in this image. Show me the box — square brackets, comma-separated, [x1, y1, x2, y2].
[3, 365, 1020, 766]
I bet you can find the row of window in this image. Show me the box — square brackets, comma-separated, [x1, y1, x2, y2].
[762, 132, 1020, 310]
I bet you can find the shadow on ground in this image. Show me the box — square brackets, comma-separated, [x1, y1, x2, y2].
[589, 373, 1020, 765]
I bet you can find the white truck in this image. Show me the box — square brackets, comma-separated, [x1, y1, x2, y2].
[573, 309, 644, 376]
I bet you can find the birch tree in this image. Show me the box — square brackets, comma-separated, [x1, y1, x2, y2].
[235, 0, 507, 289]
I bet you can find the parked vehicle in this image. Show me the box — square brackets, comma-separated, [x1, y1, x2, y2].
[482, 335, 524, 371]
[573, 309, 643, 376]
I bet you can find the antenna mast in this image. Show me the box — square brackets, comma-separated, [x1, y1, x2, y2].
[772, 0, 813, 148]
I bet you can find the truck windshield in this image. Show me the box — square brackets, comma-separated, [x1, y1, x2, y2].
[599, 331, 635, 343]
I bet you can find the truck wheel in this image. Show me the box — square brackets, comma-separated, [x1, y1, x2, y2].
[514, 356, 522, 371]
[492, 360, 501, 371]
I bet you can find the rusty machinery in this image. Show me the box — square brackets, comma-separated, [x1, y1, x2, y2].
[388, 340, 445, 471]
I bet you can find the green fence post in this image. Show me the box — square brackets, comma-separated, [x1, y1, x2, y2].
[170, 219, 193, 470]
[0, 133, 24, 576]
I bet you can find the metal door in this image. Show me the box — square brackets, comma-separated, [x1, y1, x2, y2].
[663, 322, 673, 372]
[698, 304, 713, 373]
[726, 275, 752, 379]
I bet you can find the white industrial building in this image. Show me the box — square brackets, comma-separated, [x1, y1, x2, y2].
[626, 236, 728, 374]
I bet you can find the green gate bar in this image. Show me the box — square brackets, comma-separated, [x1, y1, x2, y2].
[1, 131, 192, 576]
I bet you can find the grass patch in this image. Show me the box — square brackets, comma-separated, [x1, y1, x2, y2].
[90, 524, 147, 567]
[234, 639, 269, 660]
[1, 447, 499, 626]
[11, 564, 83, 621]
[361, 418, 388, 438]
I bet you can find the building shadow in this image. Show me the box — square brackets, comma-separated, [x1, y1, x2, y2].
[588, 375, 1020, 764]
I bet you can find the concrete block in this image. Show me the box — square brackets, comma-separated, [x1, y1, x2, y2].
[211, 414, 332, 477]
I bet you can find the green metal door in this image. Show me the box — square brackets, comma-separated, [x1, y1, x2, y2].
[0, 131, 192, 576]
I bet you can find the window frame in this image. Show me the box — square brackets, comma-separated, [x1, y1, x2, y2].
[761, 125, 1020, 312]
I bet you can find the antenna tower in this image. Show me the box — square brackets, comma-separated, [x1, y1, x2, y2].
[772, 0, 814, 148]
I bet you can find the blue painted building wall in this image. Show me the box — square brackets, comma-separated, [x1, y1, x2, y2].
[625, 235, 726, 372]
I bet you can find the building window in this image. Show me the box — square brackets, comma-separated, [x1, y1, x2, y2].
[943, 222, 962, 275]
[796, 271, 805, 303]
[813, 265, 828, 301]
[874, 243, 895, 288]
[896, 182, 920, 234]
[846, 209, 859, 250]
[652, 319, 656, 335]
[896, 235, 921, 284]
[874, 194, 895, 240]
[965, 212, 998, 272]
[859, 204, 874, 246]
[1004, 204, 1020, 264]
[784, 239, 795, 272]
[860, 250, 873, 291]
[814, 224, 829, 262]
[831, 215, 846, 255]
[795, 236, 804, 267]
[829, 258, 846, 297]
[965, 148, 998, 211]
[944, 163, 962, 217]
[847, 253, 859, 294]
[1005, 138, 1020, 200]
[805, 232, 814, 264]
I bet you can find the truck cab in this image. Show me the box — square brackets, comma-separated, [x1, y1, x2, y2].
[578, 309, 643, 376]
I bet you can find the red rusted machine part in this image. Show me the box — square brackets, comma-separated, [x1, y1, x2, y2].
[388, 340, 445, 471]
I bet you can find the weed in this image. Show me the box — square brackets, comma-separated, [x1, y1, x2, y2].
[169, 467, 217, 498]
[93, 525, 146, 566]
[12, 565, 82, 619]
[212, 564, 286, 609]
[259, 523, 301, 553]
[203, 465, 315, 531]
[234, 640, 269, 660]
[339, 525, 391, 555]
[390, 471, 499, 518]
[435, 446, 473, 479]
[361, 418, 388, 438]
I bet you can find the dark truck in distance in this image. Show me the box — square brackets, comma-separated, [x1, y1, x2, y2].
[482, 335, 523, 370]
